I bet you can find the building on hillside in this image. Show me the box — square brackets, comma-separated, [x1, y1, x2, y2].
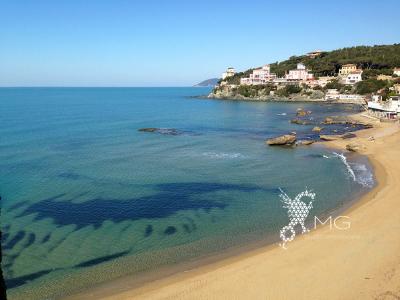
[377, 74, 393, 81]
[338, 64, 358, 76]
[344, 70, 363, 85]
[307, 50, 323, 58]
[222, 67, 236, 80]
[368, 96, 400, 119]
[285, 63, 314, 81]
[240, 64, 277, 85]
[393, 68, 400, 76]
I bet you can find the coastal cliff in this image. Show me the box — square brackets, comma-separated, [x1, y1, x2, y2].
[208, 84, 325, 102]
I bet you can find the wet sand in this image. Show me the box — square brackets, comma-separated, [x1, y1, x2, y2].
[68, 114, 400, 300]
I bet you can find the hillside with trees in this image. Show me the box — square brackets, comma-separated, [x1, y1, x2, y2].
[224, 44, 400, 84]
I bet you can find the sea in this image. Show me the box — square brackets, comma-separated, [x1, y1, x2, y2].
[0, 87, 374, 299]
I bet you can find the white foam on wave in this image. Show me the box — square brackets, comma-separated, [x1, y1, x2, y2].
[201, 152, 245, 159]
[276, 113, 287, 116]
[332, 152, 356, 181]
[331, 152, 374, 187]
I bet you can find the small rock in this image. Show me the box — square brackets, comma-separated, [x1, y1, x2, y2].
[312, 126, 323, 132]
[346, 143, 362, 152]
[298, 140, 314, 146]
[266, 134, 297, 146]
[368, 136, 375, 141]
[319, 134, 341, 141]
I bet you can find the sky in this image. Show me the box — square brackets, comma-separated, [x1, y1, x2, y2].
[1, 0, 399, 87]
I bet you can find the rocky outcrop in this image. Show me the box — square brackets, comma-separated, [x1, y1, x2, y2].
[266, 134, 297, 146]
[322, 117, 373, 128]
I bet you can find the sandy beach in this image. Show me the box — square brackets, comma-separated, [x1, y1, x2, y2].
[69, 114, 400, 300]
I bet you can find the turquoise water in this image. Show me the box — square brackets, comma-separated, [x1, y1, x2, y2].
[0, 88, 373, 299]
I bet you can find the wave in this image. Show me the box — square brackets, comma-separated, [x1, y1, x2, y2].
[201, 152, 245, 159]
[276, 113, 287, 116]
[331, 152, 374, 187]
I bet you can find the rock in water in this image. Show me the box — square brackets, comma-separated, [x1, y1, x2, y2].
[138, 128, 181, 135]
[138, 128, 158, 132]
[297, 140, 315, 146]
[266, 134, 296, 146]
[319, 134, 342, 141]
[296, 108, 312, 117]
[290, 118, 312, 125]
[312, 126, 323, 132]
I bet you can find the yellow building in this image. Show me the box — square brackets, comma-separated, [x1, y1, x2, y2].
[339, 64, 358, 76]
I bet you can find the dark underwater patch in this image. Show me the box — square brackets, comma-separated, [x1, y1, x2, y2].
[144, 225, 153, 237]
[24, 233, 36, 248]
[3, 231, 26, 250]
[164, 226, 177, 235]
[75, 250, 129, 268]
[5, 269, 53, 289]
[41, 234, 51, 244]
[58, 172, 81, 180]
[16, 182, 264, 230]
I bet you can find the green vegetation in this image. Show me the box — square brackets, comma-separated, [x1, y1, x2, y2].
[324, 79, 344, 90]
[276, 85, 302, 97]
[236, 84, 275, 97]
[355, 79, 389, 95]
[269, 44, 400, 77]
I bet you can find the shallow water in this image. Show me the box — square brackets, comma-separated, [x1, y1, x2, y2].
[0, 88, 373, 299]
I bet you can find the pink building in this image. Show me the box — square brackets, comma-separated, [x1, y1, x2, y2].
[240, 64, 277, 85]
[285, 63, 314, 81]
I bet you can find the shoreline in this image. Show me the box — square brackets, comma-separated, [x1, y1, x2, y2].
[201, 93, 365, 105]
[66, 114, 400, 300]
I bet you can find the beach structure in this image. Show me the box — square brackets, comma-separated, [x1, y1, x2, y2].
[325, 89, 340, 100]
[393, 68, 400, 76]
[222, 67, 236, 80]
[368, 96, 400, 119]
[339, 64, 358, 76]
[324, 89, 366, 103]
[285, 63, 314, 81]
[240, 64, 277, 85]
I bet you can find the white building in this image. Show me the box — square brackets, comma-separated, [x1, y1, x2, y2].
[285, 63, 314, 81]
[345, 70, 363, 85]
[393, 68, 400, 76]
[222, 67, 236, 80]
[240, 64, 277, 85]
